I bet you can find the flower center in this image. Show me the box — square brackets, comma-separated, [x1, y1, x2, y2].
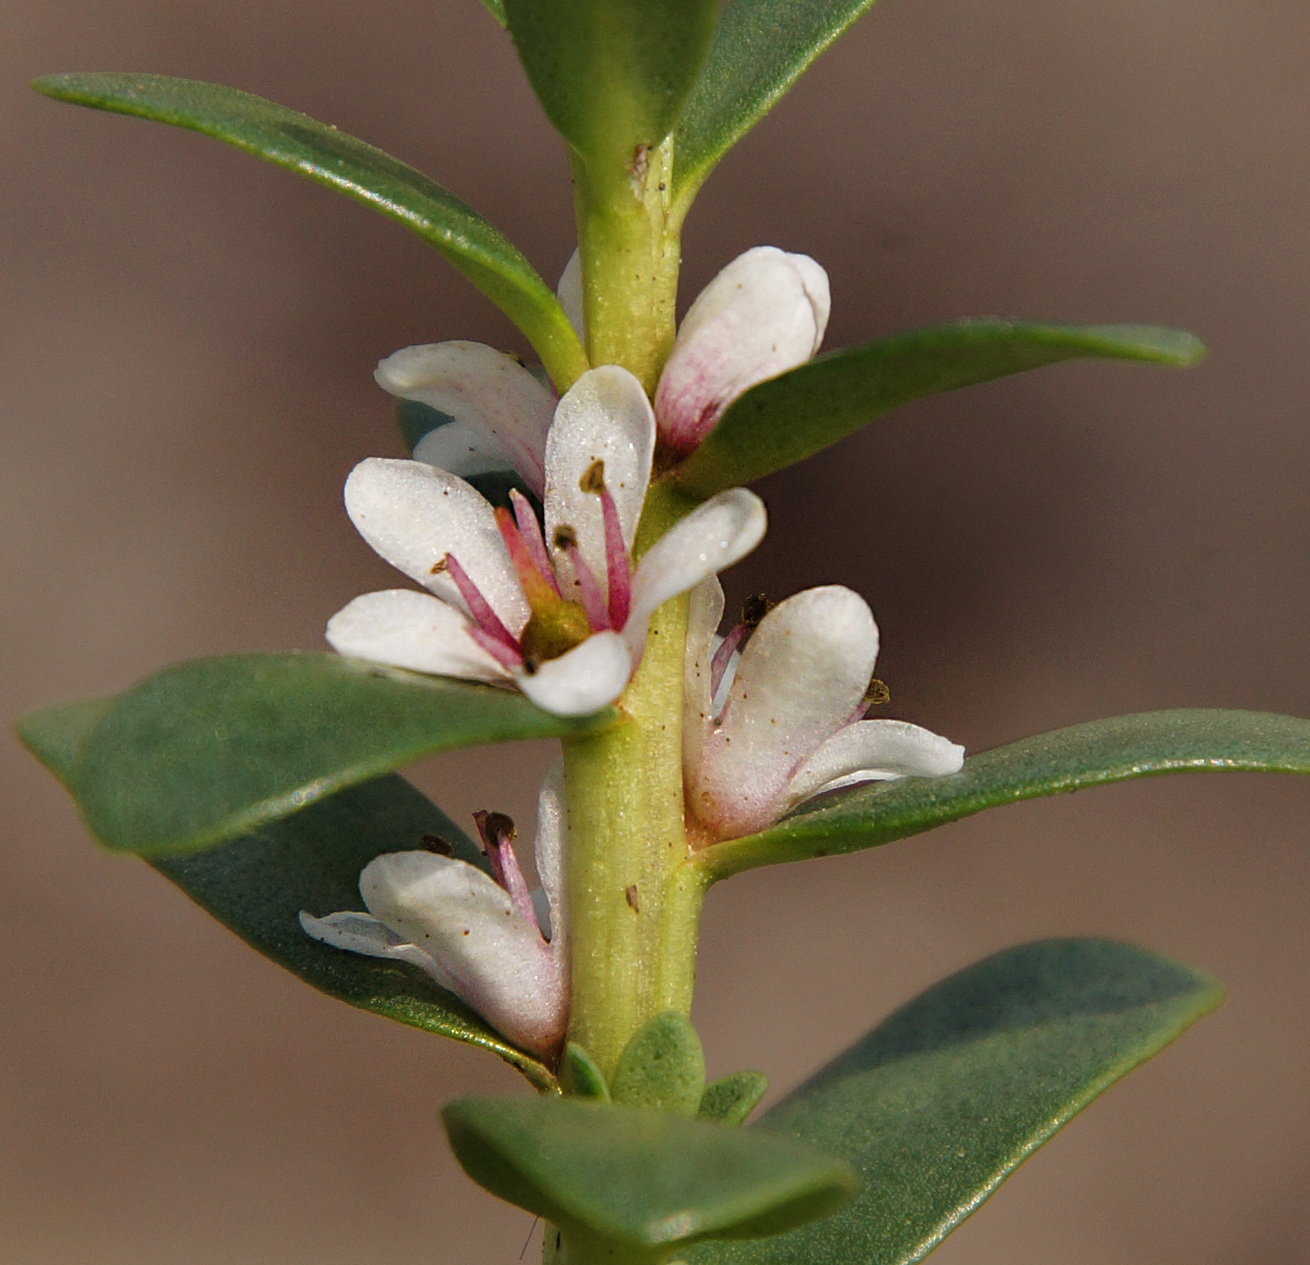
[518, 599, 593, 668]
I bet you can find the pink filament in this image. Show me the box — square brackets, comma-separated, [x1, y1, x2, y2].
[710, 622, 749, 699]
[563, 542, 610, 632]
[510, 490, 559, 596]
[443, 552, 519, 652]
[466, 624, 523, 671]
[598, 484, 632, 629]
[473, 814, 541, 935]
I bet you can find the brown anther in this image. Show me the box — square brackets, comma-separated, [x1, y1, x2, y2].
[625, 884, 640, 913]
[579, 459, 606, 494]
[864, 678, 891, 706]
[429, 554, 449, 575]
[499, 349, 526, 366]
[473, 809, 517, 843]
[419, 834, 454, 856]
[741, 593, 770, 628]
[553, 525, 578, 551]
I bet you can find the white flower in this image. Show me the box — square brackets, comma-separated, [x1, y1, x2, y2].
[560, 244, 830, 461]
[300, 765, 569, 1060]
[327, 364, 767, 717]
[683, 579, 965, 842]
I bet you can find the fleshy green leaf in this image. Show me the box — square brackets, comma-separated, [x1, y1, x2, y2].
[443, 1096, 859, 1255]
[700, 709, 1310, 880]
[687, 939, 1222, 1265]
[22, 652, 611, 857]
[670, 320, 1205, 498]
[31, 73, 587, 389]
[157, 775, 557, 1090]
[477, 0, 508, 27]
[673, 0, 878, 205]
[15, 694, 114, 788]
[563, 1042, 611, 1100]
[610, 1012, 706, 1116]
[504, 0, 717, 174]
[699, 1071, 770, 1126]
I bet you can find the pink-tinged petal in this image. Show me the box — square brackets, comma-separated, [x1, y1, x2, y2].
[655, 246, 831, 458]
[375, 342, 554, 494]
[688, 586, 878, 840]
[545, 366, 654, 601]
[299, 909, 456, 989]
[557, 249, 585, 345]
[626, 489, 766, 648]
[780, 720, 966, 815]
[326, 590, 512, 683]
[682, 577, 725, 778]
[344, 458, 529, 634]
[360, 852, 567, 1059]
[516, 630, 632, 717]
[530, 760, 567, 947]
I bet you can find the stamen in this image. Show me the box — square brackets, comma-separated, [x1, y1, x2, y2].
[472, 810, 541, 934]
[552, 525, 609, 632]
[710, 594, 770, 697]
[580, 459, 632, 629]
[466, 623, 524, 671]
[510, 489, 560, 596]
[443, 552, 520, 653]
[495, 507, 557, 609]
[851, 677, 891, 722]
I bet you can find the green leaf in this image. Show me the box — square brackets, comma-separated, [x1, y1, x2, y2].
[610, 1012, 706, 1116]
[699, 1071, 770, 1126]
[701, 709, 1310, 880]
[477, 0, 508, 27]
[31, 73, 587, 389]
[670, 320, 1206, 498]
[563, 1042, 611, 1100]
[686, 938, 1222, 1265]
[504, 0, 717, 174]
[442, 1096, 859, 1256]
[15, 694, 114, 788]
[24, 652, 611, 857]
[155, 775, 557, 1090]
[673, 0, 879, 204]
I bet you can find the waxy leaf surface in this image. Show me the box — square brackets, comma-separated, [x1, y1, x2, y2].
[673, 0, 878, 203]
[671, 321, 1204, 497]
[702, 709, 1310, 879]
[689, 939, 1222, 1265]
[16, 700, 556, 1086]
[32, 73, 587, 388]
[505, 0, 717, 173]
[444, 1097, 858, 1252]
[25, 652, 610, 856]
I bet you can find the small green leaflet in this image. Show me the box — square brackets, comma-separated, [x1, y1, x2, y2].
[701, 709, 1310, 879]
[673, 0, 880, 205]
[443, 1096, 859, 1253]
[688, 939, 1222, 1265]
[477, 0, 508, 27]
[671, 320, 1205, 498]
[19, 652, 612, 857]
[31, 73, 587, 390]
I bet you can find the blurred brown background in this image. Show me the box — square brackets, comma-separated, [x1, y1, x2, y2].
[4, 0, 1308, 1261]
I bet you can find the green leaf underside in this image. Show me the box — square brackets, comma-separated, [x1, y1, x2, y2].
[505, 0, 717, 171]
[703, 709, 1310, 879]
[156, 776, 557, 1090]
[611, 1012, 707, 1116]
[673, 0, 878, 204]
[15, 694, 115, 787]
[34, 652, 610, 857]
[688, 938, 1222, 1265]
[563, 1042, 611, 1100]
[443, 1097, 858, 1252]
[31, 73, 587, 389]
[699, 1071, 770, 1126]
[671, 321, 1205, 498]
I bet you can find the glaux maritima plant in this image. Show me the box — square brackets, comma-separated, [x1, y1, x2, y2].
[18, 1, 1310, 1262]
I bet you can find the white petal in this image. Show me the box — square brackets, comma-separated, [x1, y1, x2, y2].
[326, 590, 511, 683]
[412, 418, 516, 480]
[557, 249, 585, 344]
[544, 366, 655, 600]
[516, 630, 632, 717]
[654, 246, 831, 456]
[361, 852, 567, 1059]
[781, 720, 966, 814]
[687, 586, 878, 840]
[375, 342, 555, 494]
[627, 489, 766, 644]
[530, 758, 567, 947]
[298, 909, 455, 989]
[344, 458, 529, 632]
[682, 577, 724, 778]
